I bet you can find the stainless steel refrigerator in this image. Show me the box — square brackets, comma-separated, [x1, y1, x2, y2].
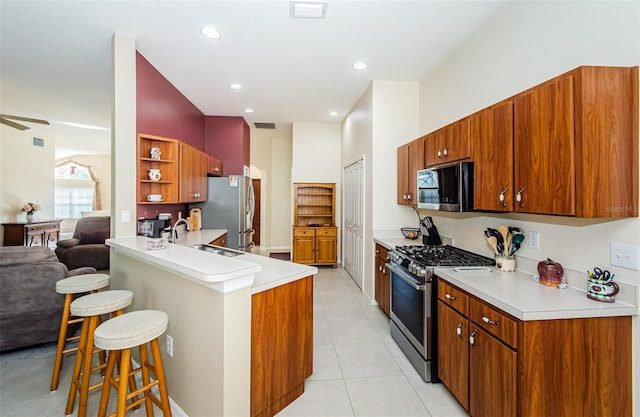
[191, 176, 255, 251]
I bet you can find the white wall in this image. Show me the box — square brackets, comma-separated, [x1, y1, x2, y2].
[250, 128, 293, 252]
[111, 33, 137, 238]
[342, 81, 419, 298]
[416, 1, 640, 413]
[0, 125, 56, 244]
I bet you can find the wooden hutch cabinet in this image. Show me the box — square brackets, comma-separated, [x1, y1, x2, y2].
[292, 183, 337, 267]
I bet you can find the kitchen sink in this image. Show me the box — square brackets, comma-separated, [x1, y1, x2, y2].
[191, 244, 245, 257]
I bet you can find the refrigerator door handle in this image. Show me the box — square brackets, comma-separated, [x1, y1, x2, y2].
[242, 228, 255, 235]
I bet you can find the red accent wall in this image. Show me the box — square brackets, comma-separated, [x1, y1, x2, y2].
[136, 52, 205, 149]
[204, 116, 250, 176]
[136, 52, 206, 221]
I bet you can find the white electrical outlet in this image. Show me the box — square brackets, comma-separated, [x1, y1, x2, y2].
[166, 335, 173, 357]
[528, 231, 540, 250]
[611, 243, 640, 270]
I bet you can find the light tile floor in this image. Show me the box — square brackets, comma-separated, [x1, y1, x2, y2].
[0, 266, 467, 417]
[275, 266, 467, 417]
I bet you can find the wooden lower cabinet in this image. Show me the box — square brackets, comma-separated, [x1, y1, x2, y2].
[437, 301, 470, 411]
[292, 226, 337, 267]
[374, 244, 390, 316]
[437, 278, 632, 417]
[251, 276, 313, 417]
[469, 326, 517, 417]
[209, 233, 227, 247]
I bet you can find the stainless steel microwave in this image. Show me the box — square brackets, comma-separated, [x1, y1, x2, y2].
[417, 162, 474, 212]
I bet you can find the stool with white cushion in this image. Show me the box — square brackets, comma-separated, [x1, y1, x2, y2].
[95, 310, 172, 417]
[51, 273, 110, 392]
[65, 290, 134, 417]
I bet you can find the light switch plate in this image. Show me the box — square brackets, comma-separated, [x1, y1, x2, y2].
[610, 243, 640, 270]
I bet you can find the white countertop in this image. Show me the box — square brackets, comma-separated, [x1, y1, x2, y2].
[373, 232, 638, 321]
[107, 231, 316, 294]
[435, 268, 637, 321]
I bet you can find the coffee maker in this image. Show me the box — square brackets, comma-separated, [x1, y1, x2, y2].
[137, 214, 171, 238]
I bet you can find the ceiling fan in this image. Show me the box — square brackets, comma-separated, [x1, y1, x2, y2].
[0, 114, 50, 130]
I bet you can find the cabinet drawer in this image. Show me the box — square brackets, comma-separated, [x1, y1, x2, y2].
[438, 280, 469, 317]
[375, 244, 389, 262]
[294, 228, 316, 237]
[316, 227, 336, 237]
[469, 298, 518, 348]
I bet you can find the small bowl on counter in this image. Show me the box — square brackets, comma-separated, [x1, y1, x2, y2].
[401, 227, 422, 240]
[146, 238, 168, 250]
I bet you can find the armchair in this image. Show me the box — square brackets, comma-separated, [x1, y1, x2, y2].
[55, 216, 110, 272]
[0, 246, 97, 352]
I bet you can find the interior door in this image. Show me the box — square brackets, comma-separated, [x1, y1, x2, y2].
[343, 159, 364, 289]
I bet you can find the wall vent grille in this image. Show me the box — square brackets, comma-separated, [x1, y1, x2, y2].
[254, 122, 276, 129]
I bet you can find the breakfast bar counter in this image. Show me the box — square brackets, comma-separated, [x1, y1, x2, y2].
[106, 234, 317, 417]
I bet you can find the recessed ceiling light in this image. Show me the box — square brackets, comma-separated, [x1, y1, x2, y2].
[229, 83, 243, 90]
[329, 111, 338, 116]
[352, 62, 368, 70]
[201, 27, 221, 39]
[244, 108, 254, 113]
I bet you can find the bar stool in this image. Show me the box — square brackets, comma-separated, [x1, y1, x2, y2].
[51, 273, 110, 392]
[65, 290, 134, 417]
[94, 310, 172, 417]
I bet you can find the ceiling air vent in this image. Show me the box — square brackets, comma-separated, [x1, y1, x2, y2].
[254, 122, 276, 129]
[290, 1, 327, 19]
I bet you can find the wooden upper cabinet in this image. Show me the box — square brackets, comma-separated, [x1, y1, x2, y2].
[425, 118, 471, 167]
[397, 137, 425, 205]
[471, 101, 514, 212]
[207, 155, 223, 177]
[513, 66, 639, 217]
[572, 66, 638, 218]
[397, 144, 409, 204]
[514, 75, 576, 215]
[179, 143, 208, 203]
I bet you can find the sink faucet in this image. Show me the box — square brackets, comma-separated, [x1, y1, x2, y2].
[170, 218, 190, 243]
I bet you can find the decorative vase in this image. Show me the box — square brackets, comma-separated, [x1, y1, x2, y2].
[26, 213, 34, 222]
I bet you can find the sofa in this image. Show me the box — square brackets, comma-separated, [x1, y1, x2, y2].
[55, 216, 110, 273]
[0, 246, 97, 352]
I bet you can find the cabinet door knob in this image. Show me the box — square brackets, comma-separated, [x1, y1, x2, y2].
[456, 322, 463, 337]
[516, 187, 525, 207]
[445, 293, 457, 301]
[499, 188, 507, 207]
[443, 147, 448, 157]
[437, 149, 442, 158]
[469, 330, 477, 345]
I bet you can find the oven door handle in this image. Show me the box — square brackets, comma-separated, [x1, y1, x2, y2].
[387, 263, 426, 291]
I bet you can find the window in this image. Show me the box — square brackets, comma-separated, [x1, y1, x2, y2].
[55, 162, 95, 219]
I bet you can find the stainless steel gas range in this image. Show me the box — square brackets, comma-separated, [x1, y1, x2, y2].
[386, 244, 494, 382]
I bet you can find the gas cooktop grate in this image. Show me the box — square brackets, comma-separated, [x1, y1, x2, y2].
[395, 244, 495, 267]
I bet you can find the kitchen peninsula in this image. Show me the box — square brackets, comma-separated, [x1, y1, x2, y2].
[106, 231, 317, 417]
